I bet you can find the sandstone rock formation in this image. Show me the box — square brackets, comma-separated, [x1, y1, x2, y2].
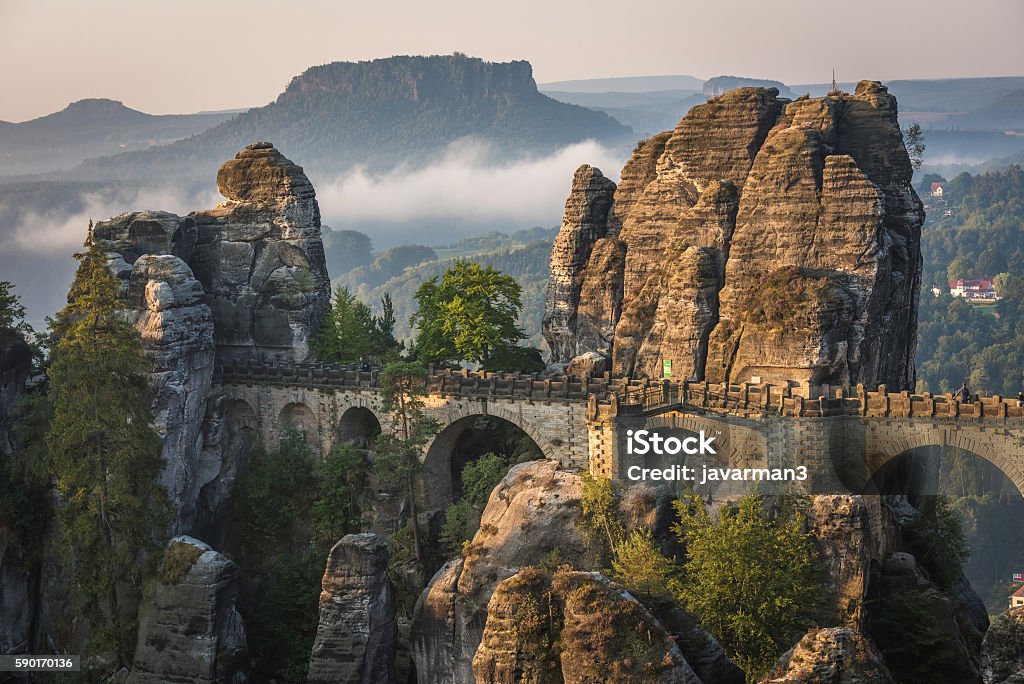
[94, 143, 330, 534]
[871, 551, 981, 683]
[191, 142, 331, 364]
[761, 627, 894, 683]
[473, 567, 701, 683]
[411, 460, 594, 683]
[543, 165, 617, 364]
[307, 533, 397, 684]
[980, 607, 1024, 684]
[410, 461, 738, 684]
[129, 536, 248, 683]
[544, 83, 923, 390]
[809, 495, 899, 628]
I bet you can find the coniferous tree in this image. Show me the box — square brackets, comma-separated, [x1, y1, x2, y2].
[373, 361, 439, 562]
[46, 225, 169, 660]
[317, 286, 376, 363]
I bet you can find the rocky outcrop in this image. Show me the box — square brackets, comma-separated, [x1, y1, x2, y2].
[191, 142, 331, 364]
[761, 627, 894, 683]
[870, 551, 981, 683]
[411, 460, 595, 683]
[809, 495, 900, 629]
[980, 607, 1024, 684]
[94, 144, 330, 534]
[544, 82, 923, 389]
[473, 567, 701, 683]
[128, 536, 248, 683]
[307, 533, 397, 684]
[543, 166, 617, 366]
[411, 462, 737, 684]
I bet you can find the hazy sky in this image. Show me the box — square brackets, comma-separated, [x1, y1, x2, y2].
[1, 0, 1022, 121]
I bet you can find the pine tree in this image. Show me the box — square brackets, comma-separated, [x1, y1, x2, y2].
[46, 224, 170, 661]
[317, 286, 376, 363]
[373, 362, 439, 562]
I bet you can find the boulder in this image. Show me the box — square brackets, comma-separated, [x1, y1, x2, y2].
[761, 627, 894, 683]
[980, 607, 1024, 684]
[307, 533, 397, 684]
[410, 460, 594, 683]
[128, 536, 248, 683]
[473, 567, 701, 683]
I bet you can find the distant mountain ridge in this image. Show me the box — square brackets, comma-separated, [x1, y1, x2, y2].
[62, 55, 632, 182]
[0, 99, 238, 175]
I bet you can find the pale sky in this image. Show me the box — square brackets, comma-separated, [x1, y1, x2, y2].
[1, 0, 1022, 122]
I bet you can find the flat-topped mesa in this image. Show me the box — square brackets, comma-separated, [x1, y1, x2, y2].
[544, 81, 924, 391]
[191, 142, 331, 363]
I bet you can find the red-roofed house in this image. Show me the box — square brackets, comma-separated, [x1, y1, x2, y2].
[931, 182, 946, 197]
[949, 276, 1000, 300]
[1011, 584, 1024, 609]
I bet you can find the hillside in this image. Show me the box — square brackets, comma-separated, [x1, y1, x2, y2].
[64, 55, 632, 182]
[0, 99, 237, 175]
[327, 227, 557, 349]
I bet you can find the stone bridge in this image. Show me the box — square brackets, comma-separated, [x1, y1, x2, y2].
[214, 361, 1024, 507]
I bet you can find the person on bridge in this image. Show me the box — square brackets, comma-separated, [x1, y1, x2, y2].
[956, 381, 971, 403]
[1016, 390, 1024, 408]
[358, 356, 371, 372]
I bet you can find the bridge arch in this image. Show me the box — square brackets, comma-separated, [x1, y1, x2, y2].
[864, 426, 1024, 498]
[279, 401, 319, 448]
[225, 398, 258, 433]
[337, 405, 383, 449]
[419, 408, 549, 512]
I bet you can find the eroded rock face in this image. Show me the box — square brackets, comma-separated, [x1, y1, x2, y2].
[129, 536, 248, 683]
[191, 142, 331, 364]
[871, 551, 981, 683]
[94, 144, 331, 534]
[543, 165, 617, 365]
[410, 460, 594, 684]
[307, 533, 397, 684]
[473, 568, 700, 684]
[981, 607, 1024, 684]
[544, 82, 923, 389]
[761, 627, 894, 683]
[120, 253, 216, 531]
[809, 495, 900, 629]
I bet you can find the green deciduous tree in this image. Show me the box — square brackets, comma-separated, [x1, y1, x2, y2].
[671, 493, 825, 682]
[440, 452, 512, 554]
[374, 362, 439, 562]
[312, 442, 369, 544]
[410, 260, 528, 367]
[45, 226, 170, 661]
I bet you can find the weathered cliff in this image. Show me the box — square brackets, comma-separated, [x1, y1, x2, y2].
[94, 143, 330, 534]
[980, 607, 1024, 684]
[191, 142, 331, 364]
[128, 537, 248, 683]
[760, 627, 894, 683]
[0, 329, 31, 457]
[307, 533, 397, 684]
[473, 568, 701, 683]
[544, 82, 923, 390]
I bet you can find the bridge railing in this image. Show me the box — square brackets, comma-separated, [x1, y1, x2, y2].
[617, 380, 1024, 420]
[214, 359, 627, 402]
[215, 360, 1024, 420]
